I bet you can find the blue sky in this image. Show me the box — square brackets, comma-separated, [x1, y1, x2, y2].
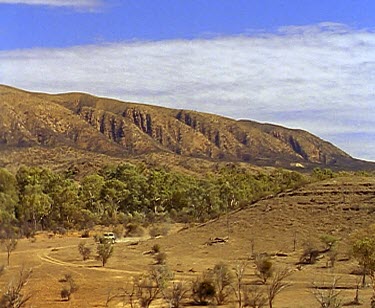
[2, 0, 375, 50]
[0, 0, 374, 161]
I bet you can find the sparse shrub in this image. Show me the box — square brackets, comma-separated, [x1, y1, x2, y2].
[126, 211, 146, 225]
[155, 252, 167, 265]
[81, 230, 90, 238]
[113, 224, 124, 239]
[53, 227, 67, 236]
[116, 212, 127, 224]
[210, 262, 233, 305]
[0, 267, 32, 308]
[19, 222, 35, 239]
[132, 266, 172, 308]
[300, 241, 320, 264]
[254, 254, 273, 284]
[97, 242, 114, 267]
[59, 273, 78, 302]
[312, 168, 335, 180]
[320, 234, 338, 251]
[60, 287, 71, 301]
[312, 277, 342, 308]
[93, 234, 100, 242]
[125, 223, 145, 237]
[162, 281, 188, 308]
[173, 210, 191, 224]
[151, 244, 161, 254]
[192, 275, 216, 305]
[243, 285, 267, 308]
[78, 242, 91, 261]
[149, 224, 170, 238]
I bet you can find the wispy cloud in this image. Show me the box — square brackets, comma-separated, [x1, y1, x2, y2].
[0, 23, 374, 160]
[0, 0, 103, 9]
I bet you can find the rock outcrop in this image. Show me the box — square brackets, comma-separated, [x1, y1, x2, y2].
[0, 84, 373, 171]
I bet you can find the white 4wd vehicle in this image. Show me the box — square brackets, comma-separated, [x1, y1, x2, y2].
[101, 232, 116, 244]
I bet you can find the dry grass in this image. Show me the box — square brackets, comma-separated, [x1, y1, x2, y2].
[0, 175, 374, 307]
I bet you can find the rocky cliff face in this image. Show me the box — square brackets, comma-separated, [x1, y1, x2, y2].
[0, 85, 372, 171]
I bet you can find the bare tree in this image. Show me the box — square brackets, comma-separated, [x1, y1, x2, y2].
[293, 231, 297, 252]
[300, 240, 320, 264]
[162, 281, 189, 308]
[369, 271, 375, 307]
[349, 277, 362, 306]
[312, 277, 342, 308]
[231, 261, 248, 308]
[243, 285, 267, 308]
[0, 267, 32, 308]
[104, 287, 128, 307]
[103, 267, 172, 308]
[267, 267, 291, 308]
[134, 266, 172, 308]
[327, 249, 338, 268]
[210, 262, 233, 305]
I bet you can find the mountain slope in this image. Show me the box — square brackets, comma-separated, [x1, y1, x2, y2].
[0, 85, 373, 171]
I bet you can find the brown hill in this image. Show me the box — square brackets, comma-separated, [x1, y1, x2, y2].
[134, 175, 375, 306]
[0, 84, 373, 171]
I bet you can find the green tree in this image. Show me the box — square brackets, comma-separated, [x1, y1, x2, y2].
[101, 179, 129, 222]
[0, 168, 18, 225]
[44, 178, 82, 229]
[18, 184, 52, 230]
[103, 163, 149, 214]
[96, 242, 114, 267]
[80, 174, 105, 217]
[352, 237, 375, 286]
[146, 168, 173, 215]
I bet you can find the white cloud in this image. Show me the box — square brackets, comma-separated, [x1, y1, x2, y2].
[0, 23, 374, 160]
[0, 0, 102, 9]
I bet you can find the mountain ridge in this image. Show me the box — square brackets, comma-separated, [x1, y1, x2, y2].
[0, 84, 373, 172]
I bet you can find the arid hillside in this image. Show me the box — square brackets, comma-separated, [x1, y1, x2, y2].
[0, 85, 373, 172]
[1, 175, 375, 307]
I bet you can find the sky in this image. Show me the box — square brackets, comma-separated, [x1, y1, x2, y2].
[0, 0, 374, 161]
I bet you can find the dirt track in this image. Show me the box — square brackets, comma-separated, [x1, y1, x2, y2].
[1, 176, 375, 307]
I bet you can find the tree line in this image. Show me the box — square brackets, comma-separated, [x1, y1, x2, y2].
[0, 163, 306, 233]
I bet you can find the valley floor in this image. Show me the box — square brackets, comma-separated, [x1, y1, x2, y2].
[1, 175, 375, 307]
